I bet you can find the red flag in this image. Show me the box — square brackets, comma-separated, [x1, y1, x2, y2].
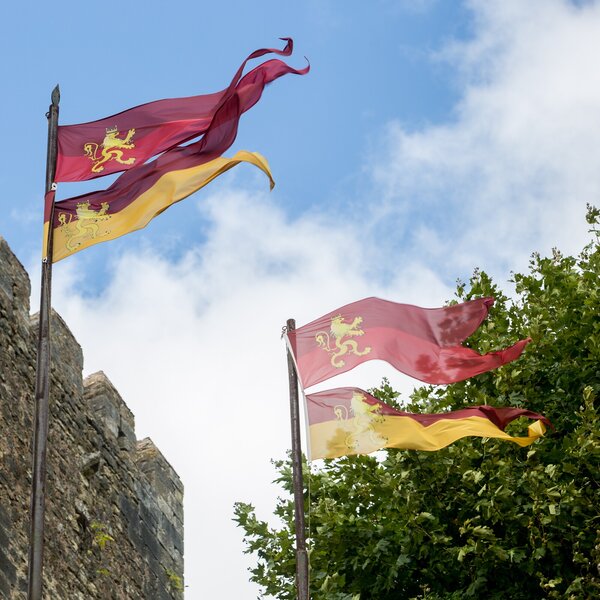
[286, 297, 531, 388]
[46, 78, 277, 261]
[47, 151, 273, 262]
[306, 387, 549, 459]
[55, 39, 308, 182]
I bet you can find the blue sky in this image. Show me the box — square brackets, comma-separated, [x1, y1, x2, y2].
[2, 1, 471, 276]
[2, 1, 599, 598]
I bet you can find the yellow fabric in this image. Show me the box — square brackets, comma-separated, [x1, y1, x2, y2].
[309, 415, 547, 460]
[50, 151, 274, 262]
[42, 222, 50, 260]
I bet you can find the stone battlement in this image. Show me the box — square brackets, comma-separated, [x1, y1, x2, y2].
[0, 237, 184, 599]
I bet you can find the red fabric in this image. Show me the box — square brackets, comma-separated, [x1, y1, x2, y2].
[287, 297, 531, 388]
[52, 57, 305, 221]
[43, 190, 55, 224]
[55, 39, 308, 182]
[306, 387, 551, 429]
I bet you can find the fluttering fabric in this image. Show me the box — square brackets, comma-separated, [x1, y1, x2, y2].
[55, 39, 307, 182]
[45, 39, 307, 261]
[286, 297, 530, 388]
[306, 387, 549, 460]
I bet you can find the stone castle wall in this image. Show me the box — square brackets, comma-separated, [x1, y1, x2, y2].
[0, 237, 184, 599]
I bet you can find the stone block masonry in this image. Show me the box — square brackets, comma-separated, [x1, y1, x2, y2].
[0, 236, 184, 599]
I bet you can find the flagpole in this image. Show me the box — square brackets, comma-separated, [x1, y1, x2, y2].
[28, 84, 60, 600]
[285, 318, 309, 600]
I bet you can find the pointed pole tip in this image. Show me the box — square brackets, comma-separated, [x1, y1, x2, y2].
[51, 85, 60, 105]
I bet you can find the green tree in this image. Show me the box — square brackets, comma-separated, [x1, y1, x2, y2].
[235, 207, 600, 600]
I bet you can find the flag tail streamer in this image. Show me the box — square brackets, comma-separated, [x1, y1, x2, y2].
[306, 387, 549, 460]
[46, 150, 273, 262]
[55, 38, 308, 182]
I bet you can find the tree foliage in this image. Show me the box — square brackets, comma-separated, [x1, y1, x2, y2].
[235, 207, 600, 599]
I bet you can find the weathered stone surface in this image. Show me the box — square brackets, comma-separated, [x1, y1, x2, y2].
[0, 236, 184, 599]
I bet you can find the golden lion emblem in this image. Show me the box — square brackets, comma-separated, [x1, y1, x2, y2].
[58, 201, 111, 251]
[315, 314, 372, 368]
[334, 391, 387, 452]
[84, 126, 136, 173]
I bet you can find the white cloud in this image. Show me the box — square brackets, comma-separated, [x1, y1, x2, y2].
[370, 0, 600, 278]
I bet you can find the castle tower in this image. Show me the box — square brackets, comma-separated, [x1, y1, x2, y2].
[0, 237, 184, 599]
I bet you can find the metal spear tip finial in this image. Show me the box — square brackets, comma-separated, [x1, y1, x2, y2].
[51, 85, 60, 105]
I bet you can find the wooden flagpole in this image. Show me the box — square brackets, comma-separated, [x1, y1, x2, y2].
[28, 84, 60, 600]
[285, 318, 309, 600]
